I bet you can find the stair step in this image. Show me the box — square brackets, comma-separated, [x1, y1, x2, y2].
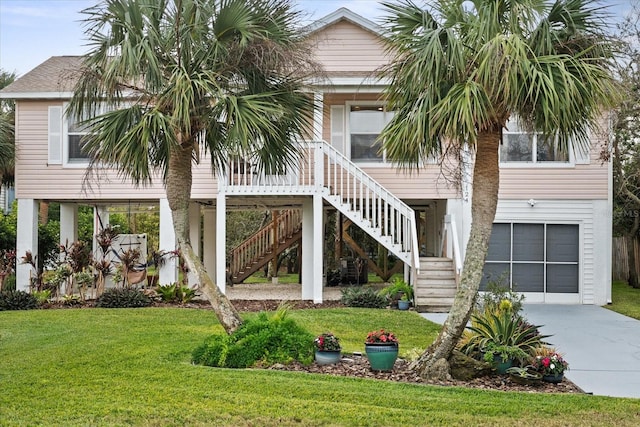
[415, 304, 452, 313]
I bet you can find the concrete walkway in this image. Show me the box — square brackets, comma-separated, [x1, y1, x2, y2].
[423, 305, 640, 399]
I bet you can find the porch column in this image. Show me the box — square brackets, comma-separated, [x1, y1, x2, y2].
[313, 92, 323, 140]
[202, 207, 216, 284]
[159, 198, 178, 285]
[16, 199, 38, 291]
[60, 203, 78, 248]
[188, 202, 201, 287]
[215, 193, 226, 293]
[302, 194, 323, 302]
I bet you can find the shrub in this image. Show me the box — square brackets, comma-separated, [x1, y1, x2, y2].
[192, 305, 314, 368]
[479, 275, 525, 314]
[0, 290, 38, 311]
[96, 288, 152, 308]
[156, 283, 198, 303]
[340, 286, 387, 308]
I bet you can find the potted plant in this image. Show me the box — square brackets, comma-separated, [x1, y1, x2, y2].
[314, 333, 342, 365]
[364, 329, 399, 371]
[378, 277, 413, 308]
[397, 293, 410, 310]
[482, 342, 528, 374]
[531, 348, 569, 383]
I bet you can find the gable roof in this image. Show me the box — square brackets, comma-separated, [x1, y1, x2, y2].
[0, 56, 82, 98]
[304, 7, 382, 37]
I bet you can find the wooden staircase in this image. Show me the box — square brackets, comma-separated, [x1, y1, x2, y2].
[228, 210, 301, 284]
[414, 257, 457, 313]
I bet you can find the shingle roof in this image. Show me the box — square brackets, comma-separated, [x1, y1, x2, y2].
[0, 56, 82, 97]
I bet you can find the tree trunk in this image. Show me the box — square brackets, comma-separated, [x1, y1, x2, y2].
[411, 130, 501, 380]
[167, 143, 243, 334]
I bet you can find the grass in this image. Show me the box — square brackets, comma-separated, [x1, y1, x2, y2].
[1, 308, 639, 426]
[606, 280, 640, 320]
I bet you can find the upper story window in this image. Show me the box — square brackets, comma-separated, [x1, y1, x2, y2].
[500, 118, 570, 164]
[66, 112, 92, 163]
[349, 105, 394, 163]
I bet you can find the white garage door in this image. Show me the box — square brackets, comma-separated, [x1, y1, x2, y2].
[481, 223, 579, 294]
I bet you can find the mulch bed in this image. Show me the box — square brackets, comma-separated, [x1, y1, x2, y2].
[40, 298, 584, 394]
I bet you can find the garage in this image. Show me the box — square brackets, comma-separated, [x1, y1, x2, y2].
[482, 223, 579, 296]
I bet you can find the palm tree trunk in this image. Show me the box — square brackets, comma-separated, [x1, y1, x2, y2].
[412, 129, 500, 380]
[167, 143, 243, 334]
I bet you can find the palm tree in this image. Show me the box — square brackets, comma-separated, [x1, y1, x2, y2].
[69, 0, 317, 333]
[0, 70, 16, 186]
[379, 0, 618, 379]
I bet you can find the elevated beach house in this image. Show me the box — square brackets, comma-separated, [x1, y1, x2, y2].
[0, 8, 612, 308]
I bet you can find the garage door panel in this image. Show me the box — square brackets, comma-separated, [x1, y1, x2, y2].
[547, 264, 579, 293]
[513, 224, 544, 261]
[480, 263, 509, 290]
[547, 225, 579, 262]
[513, 263, 544, 292]
[487, 224, 511, 261]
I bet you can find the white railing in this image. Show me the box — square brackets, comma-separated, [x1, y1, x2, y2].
[440, 214, 463, 284]
[219, 141, 419, 268]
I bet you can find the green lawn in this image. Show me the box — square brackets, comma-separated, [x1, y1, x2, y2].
[1, 308, 639, 426]
[606, 280, 640, 320]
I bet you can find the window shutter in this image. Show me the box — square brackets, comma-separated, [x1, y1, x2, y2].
[48, 106, 63, 164]
[330, 105, 344, 155]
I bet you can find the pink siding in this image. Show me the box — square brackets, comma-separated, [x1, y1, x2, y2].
[499, 131, 609, 200]
[14, 101, 218, 201]
[309, 21, 388, 74]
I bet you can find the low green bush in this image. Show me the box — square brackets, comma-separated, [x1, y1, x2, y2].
[156, 283, 198, 303]
[192, 305, 314, 368]
[96, 288, 152, 308]
[0, 290, 39, 311]
[340, 286, 387, 308]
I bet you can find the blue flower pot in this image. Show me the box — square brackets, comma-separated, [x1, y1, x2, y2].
[542, 373, 564, 383]
[315, 350, 341, 365]
[365, 343, 399, 371]
[397, 300, 410, 310]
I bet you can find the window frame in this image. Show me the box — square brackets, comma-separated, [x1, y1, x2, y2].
[62, 102, 108, 168]
[499, 121, 575, 168]
[345, 101, 393, 166]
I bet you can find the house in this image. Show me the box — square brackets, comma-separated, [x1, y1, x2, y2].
[0, 8, 612, 308]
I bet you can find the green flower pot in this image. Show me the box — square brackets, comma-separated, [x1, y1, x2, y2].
[365, 343, 399, 371]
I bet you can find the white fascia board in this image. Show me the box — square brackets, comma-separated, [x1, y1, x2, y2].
[0, 92, 73, 99]
[304, 8, 383, 36]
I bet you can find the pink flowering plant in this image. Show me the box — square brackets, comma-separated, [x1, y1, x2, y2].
[531, 351, 569, 376]
[314, 333, 341, 351]
[365, 329, 399, 344]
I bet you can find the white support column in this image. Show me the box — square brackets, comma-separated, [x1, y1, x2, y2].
[188, 202, 201, 287]
[203, 207, 216, 284]
[60, 203, 78, 248]
[313, 194, 323, 303]
[16, 199, 38, 291]
[215, 193, 226, 293]
[313, 92, 323, 141]
[301, 198, 313, 300]
[159, 198, 178, 285]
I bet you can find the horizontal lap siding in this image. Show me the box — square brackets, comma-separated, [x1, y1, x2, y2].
[499, 164, 608, 199]
[494, 200, 598, 304]
[310, 21, 388, 73]
[15, 101, 218, 201]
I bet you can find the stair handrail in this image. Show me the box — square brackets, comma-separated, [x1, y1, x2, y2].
[317, 141, 419, 270]
[440, 214, 463, 284]
[229, 209, 302, 279]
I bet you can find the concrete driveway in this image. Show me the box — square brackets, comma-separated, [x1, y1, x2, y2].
[423, 304, 640, 399]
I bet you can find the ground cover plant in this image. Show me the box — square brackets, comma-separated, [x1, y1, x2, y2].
[1, 308, 639, 426]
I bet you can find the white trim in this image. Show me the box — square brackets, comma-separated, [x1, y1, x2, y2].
[0, 92, 74, 99]
[304, 8, 382, 36]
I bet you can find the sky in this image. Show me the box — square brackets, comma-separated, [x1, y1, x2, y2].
[0, 0, 636, 77]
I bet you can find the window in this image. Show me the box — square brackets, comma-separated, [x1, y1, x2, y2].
[348, 105, 394, 163]
[500, 118, 569, 164]
[66, 112, 91, 163]
[481, 223, 579, 294]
